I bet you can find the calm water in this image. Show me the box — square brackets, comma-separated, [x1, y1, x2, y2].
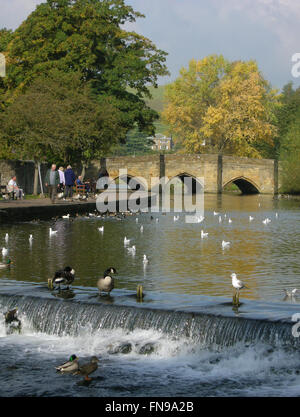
[1, 193, 300, 397]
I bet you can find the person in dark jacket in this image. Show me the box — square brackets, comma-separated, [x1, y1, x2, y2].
[64, 165, 76, 199]
[45, 164, 60, 203]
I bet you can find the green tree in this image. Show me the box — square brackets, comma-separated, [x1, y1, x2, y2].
[0, 71, 124, 193]
[279, 110, 300, 194]
[109, 127, 154, 156]
[5, 0, 169, 135]
[273, 82, 300, 159]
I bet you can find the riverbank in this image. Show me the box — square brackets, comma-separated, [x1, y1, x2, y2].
[0, 191, 156, 223]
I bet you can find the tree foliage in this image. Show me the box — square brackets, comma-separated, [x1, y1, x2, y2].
[5, 0, 168, 135]
[0, 71, 125, 166]
[163, 55, 279, 157]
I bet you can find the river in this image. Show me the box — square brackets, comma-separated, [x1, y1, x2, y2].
[0, 193, 300, 397]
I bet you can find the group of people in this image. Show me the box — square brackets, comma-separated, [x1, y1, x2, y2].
[45, 164, 90, 203]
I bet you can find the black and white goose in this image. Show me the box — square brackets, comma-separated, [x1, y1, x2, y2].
[49, 266, 75, 290]
[97, 267, 117, 295]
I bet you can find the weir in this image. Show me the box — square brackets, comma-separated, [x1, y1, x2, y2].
[0, 287, 299, 350]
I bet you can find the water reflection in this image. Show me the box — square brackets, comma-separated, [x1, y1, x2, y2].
[1, 194, 300, 303]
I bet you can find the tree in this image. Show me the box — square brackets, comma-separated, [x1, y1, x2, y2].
[109, 127, 154, 156]
[5, 0, 169, 134]
[279, 110, 300, 194]
[0, 28, 14, 113]
[273, 82, 300, 159]
[0, 71, 125, 193]
[163, 55, 279, 157]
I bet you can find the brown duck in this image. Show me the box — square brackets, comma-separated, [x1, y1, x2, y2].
[74, 356, 99, 381]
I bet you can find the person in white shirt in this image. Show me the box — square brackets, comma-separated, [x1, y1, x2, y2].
[7, 176, 23, 199]
[58, 167, 65, 193]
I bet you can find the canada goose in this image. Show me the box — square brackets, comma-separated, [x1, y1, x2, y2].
[49, 266, 75, 290]
[97, 267, 117, 295]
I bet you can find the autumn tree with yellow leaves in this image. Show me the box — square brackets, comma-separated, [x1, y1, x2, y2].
[163, 55, 279, 157]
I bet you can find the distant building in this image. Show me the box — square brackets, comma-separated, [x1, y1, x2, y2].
[148, 133, 174, 151]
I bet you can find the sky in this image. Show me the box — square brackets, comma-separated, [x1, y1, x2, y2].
[1, 0, 300, 89]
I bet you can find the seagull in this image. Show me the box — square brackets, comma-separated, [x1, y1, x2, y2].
[5, 233, 8, 242]
[124, 236, 130, 246]
[228, 218, 232, 224]
[29, 234, 33, 242]
[127, 245, 136, 255]
[140, 226, 143, 233]
[218, 216, 222, 223]
[49, 228, 57, 236]
[213, 211, 219, 216]
[196, 215, 205, 223]
[174, 215, 179, 222]
[201, 230, 208, 238]
[156, 218, 159, 223]
[231, 273, 248, 304]
[284, 288, 299, 297]
[222, 240, 230, 249]
[62, 214, 70, 219]
[262, 218, 271, 225]
[98, 226, 104, 232]
[249, 216, 254, 222]
[143, 254, 149, 264]
[136, 218, 139, 223]
[275, 212, 278, 219]
[2, 247, 8, 256]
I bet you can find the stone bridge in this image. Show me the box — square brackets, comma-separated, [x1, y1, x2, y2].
[86, 154, 279, 194]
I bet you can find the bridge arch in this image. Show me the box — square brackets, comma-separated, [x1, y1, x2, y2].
[151, 172, 204, 195]
[223, 176, 260, 194]
[110, 174, 147, 191]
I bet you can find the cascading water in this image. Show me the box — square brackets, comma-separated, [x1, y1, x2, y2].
[0, 292, 298, 350]
[1, 287, 300, 396]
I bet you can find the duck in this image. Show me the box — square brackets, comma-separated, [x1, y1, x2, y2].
[0, 258, 12, 268]
[4, 308, 21, 333]
[55, 354, 79, 373]
[49, 266, 75, 290]
[2, 247, 8, 256]
[74, 356, 99, 381]
[97, 267, 117, 295]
